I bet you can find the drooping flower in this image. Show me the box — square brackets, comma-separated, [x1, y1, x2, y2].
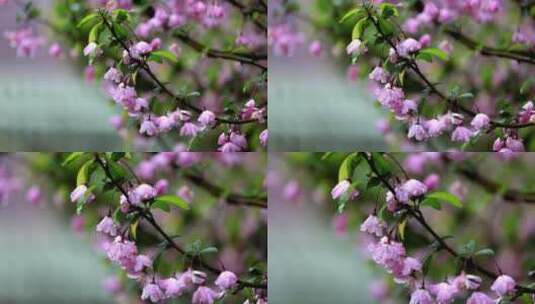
[159, 276, 187, 298]
[451, 126, 474, 143]
[360, 215, 386, 237]
[192, 286, 218, 304]
[410, 288, 434, 304]
[198, 110, 216, 128]
[408, 123, 427, 142]
[401, 179, 428, 197]
[215, 271, 238, 290]
[141, 282, 165, 303]
[430, 282, 459, 304]
[96, 216, 117, 236]
[467, 292, 495, 304]
[401, 257, 422, 277]
[369, 67, 389, 83]
[398, 38, 422, 57]
[70, 185, 88, 202]
[490, 275, 516, 297]
[83, 42, 102, 57]
[346, 39, 366, 56]
[331, 180, 350, 200]
[471, 113, 490, 130]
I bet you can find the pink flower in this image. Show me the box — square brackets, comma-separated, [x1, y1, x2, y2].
[430, 282, 458, 304]
[490, 275, 516, 297]
[198, 110, 216, 127]
[425, 118, 447, 137]
[331, 180, 350, 200]
[102, 276, 122, 294]
[177, 185, 194, 203]
[192, 286, 218, 304]
[26, 185, 42, 205]
[368, 237, 406, 271]
[369, 67, 389, 83]
[259, 129, 268, 147]
[360, 215, 386, 237]
[154, 179, 168, 195]
[48, 42, 62, 58]
[398, 38, 422, 57]
[215, 271, 238, 290]
[140, 119, 159, 136]
[103, 67, 122, 83]
[332, 213, 348, 237]
[467, 292, 495, 304]
[96, 216, 117, 236]
[180, 122, 200, 137]
[130, 183, 157, 205]
[452, 272, 481, 290]
[70, 185, 87, 202]
[402, 179, 428, 197]
[130, 41, 152, 58]
[408, 124, 427, 141]
[424, 174, 440, 190]
[410, 289, 434, 304]
[451, 126, 474, 143]
[506, 137, 525, 152]
[308, 40, 322, 57]
[471, 113, 490, 130]
[83, 42, 102, 57]
[133, 254, 152, 273]
[401, 257, 422, 277]
[141, 282, 165, 303]
[159, 276, 187, 298]
[346, 39, 366, 56]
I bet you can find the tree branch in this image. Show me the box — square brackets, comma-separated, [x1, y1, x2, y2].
[94, 154, 267, 290]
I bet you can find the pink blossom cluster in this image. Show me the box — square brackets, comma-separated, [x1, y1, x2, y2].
[368, 64, 501, 146]
[135, 2, 228, 38]
[404, 0, 503, 34]
[4, 28, 45, 58]
[359, 198, 520, 303]
[95, 214, 243, 303]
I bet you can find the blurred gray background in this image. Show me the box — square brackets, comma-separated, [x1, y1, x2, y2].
[268, 0, 387, 151]
[268, 156, 376, 304]
[0, 0, 123, 151]
[0, 193, 112, 303]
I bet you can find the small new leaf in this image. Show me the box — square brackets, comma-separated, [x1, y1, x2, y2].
[154, 195, 190, 210]
[426, 191, 462, 208]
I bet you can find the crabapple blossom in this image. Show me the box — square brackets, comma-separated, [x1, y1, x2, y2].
[141, 282, 165, 303]
[192, 286, 218, 304]
[331, 180, 351, 200]
[214, 271, 238, 290]
[467, 292, 495, 304]
[96, 216, 117, 236]
[490, 275, 516, 297]
[410, 288, 434, 304]
[360, 215, 386, 237]
[346, 39, 366, 56]
[70, 185, 88, 202]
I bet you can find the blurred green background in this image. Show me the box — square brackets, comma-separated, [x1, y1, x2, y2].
[0, 0, 123, 151]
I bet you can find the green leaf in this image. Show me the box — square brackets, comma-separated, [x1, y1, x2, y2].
[62, 152, 85, 166]
[154, 195, 190, 210]
[419, 47, 448, 61]
[426, 191, 462, 208]
[475, 248, 495, 257]
[458, 92, 475, 100]
[88, 22, 103, 43]
[377, 17, 395, 36]
[152, 200, 171, 212]
[421, 198, 442, 210]
[77, 160, 94, 186]
[200, 246, 218, 255]
[371, 153, 391, 176]
[459, 240, 476, 257]
[339, 7, 365, 23]
[113, 9, 129, 23]
[338, 153, 361, 181]
[379, 3, 399, 18]
[77, 13, 99, 29]
[150, 50, 178, 63]
[352, 18, 370, 40]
